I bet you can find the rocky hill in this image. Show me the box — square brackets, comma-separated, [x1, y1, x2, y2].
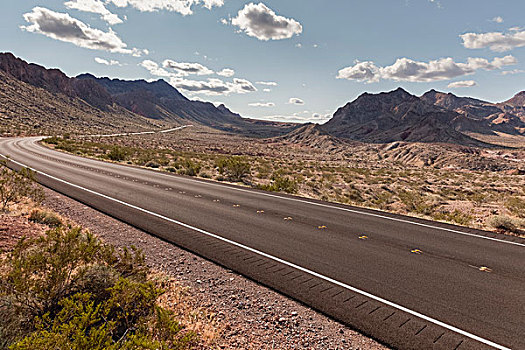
[318, 88, 525, 147]
[0, 53, 297, 137]
[76, 74, 296, 137]
[322, 88, 489, 146]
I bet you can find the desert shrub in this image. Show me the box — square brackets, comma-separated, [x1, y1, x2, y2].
[29, 209, 63, 227]
[107, 146, 129, 162]
[216, 156, 251, 182]
[488, 215, 521, 233]
[506, 197, 525, 218]
[432, 209, 472, 226]
[0, 226, 196, 349]
[397, 190, 435, 216]
[145, 161, 160, 169]
[0, 160, 44, 212]
[258, 173, 298, 194]
[182, 160, 201, 177]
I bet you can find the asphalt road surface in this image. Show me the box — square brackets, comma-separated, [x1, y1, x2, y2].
[1, 137, 524, 350]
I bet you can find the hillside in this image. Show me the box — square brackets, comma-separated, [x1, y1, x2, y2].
[76, 74, 297, 137]
[322, 88, 488, 146]
[0, 53, 297, 137]
[0, 70, 162, 136]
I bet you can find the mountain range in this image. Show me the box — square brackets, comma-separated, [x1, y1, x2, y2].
[1, 52, 524, 148]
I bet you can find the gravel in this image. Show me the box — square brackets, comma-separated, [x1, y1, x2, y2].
[43, 188, 388, 350]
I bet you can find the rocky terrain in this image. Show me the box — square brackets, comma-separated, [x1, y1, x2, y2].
[324, 88, 525, 147]
[0, 53, 298, 138]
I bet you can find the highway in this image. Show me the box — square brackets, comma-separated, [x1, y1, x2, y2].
[1, 137, 524, 350]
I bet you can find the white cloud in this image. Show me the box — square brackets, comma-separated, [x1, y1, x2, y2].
[202, 0, 223, 9]
[108, 0, 223, 15]
[501, 69, 525, 75]
[249, 102, 275, 107]
[65, 0, 123, 25]
[162, 59, 214, 75]
[288, 97, 304, 105]
[258, 113, 330, 124]
[256, 81, 277, 86]
[231, 3, 302, 41]
[95, 57, 121, 65]
[140, 60, 172, 76]
[217, 68, 235, 77]
[337, 56, 517, 83]
[169, 77, 257, 96]
[141, 59, 256, 96]
[461, 30, 525, 52]
[263, 88, 271, 92]
[21, 7, 146, 56]
[491, 16, 504, 24]
[447, 80, 477, 88]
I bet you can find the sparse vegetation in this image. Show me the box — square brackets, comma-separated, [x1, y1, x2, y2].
[28, 209, 63, 227]
[41, 133, 525, 235]
[216, 156, 251, 182]
[488, 215, 523, 234]
[0, 226, 199, 349]
[0, 160, 44, 212]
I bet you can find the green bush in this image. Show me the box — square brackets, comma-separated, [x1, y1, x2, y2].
[0, 226, 196, 349]
[0, 160, 44, 212]
[432, 209, 472, 226]
[182, 160, 201, 177]
[258, 173, 298, 194]
[488, 215, 521, 233]
[29, 209, 63, 227]
[107, 146, 129, 162]
[216, 156, 251, 182]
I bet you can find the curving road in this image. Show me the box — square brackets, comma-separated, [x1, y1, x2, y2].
[1, 137, 524, 350]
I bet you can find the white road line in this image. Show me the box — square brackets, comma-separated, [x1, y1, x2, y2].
[13, 137, 525, 248]
[0, 153, 513, 350]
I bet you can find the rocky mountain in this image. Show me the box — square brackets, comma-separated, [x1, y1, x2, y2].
[0, 53, 297, 137]
[322, 88, 488, 146]
[319, 88, 525, 147]
[0, 54, 163, 136]
[502, 91, 525, 107]
[421, 90, 525, 142]
[272, 123, 345, 151]
[75, 74, 297, 137]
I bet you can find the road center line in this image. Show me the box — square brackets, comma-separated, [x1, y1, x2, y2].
[0, 152, 512, 350]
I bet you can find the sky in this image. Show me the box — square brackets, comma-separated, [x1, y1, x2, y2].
[1, 0, 525, 124]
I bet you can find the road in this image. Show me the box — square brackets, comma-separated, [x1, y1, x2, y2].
[1, 137, 524, 350]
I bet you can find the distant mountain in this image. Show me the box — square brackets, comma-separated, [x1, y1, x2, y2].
[323, 88, 487, 146]
[502, 91, 525, 107]
[0, 54, 162, 135]
[421, 89, 525, 139]
[273, 123, 345, 150]
[76, 71, 297, 137]
[0, 53, 297, 137]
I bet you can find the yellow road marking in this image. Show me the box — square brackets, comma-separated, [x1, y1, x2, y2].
[411, 249, 423, 255]
[284, 217, 293, 221]
[317, 225, 327, 230]
[359, 235, 368, 240]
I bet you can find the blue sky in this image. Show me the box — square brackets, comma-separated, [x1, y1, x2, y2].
[1, 0, 525, 123]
